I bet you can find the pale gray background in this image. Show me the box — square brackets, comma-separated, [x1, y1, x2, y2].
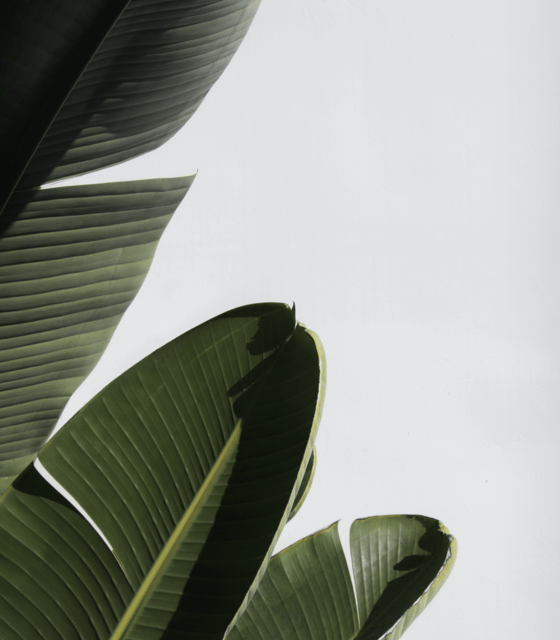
[51, 1, 559, 638]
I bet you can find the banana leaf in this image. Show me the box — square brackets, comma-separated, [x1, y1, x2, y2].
[0, 176, 194, 488]
[227, 515, 457, 640]
[1, 0, 262, 215]
[289, 446, 316, 522]
[0, 302, 326, 639]
[0, 0, 262, 482]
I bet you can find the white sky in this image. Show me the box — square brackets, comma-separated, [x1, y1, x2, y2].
[53, 2, 560, 639]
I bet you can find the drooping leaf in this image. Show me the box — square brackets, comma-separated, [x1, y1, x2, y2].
[0, 176, 193, 488]
[1, 0, 262, 214]
[0, 303, 326, 639]
[227, 515, 457, 640]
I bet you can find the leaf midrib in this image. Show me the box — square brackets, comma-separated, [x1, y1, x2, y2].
[110, 419, 242, 640]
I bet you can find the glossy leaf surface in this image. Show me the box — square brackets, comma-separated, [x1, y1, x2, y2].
[0, 177, 193, 488]
[227, 515, 456, 640]
[0, 303, 326, 639]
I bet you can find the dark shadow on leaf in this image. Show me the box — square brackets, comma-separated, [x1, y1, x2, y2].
[12, 463, 80, 513]
[158, 324, 316, 640]
[357, 516, 451, 640]
[223, 303, 296, 419]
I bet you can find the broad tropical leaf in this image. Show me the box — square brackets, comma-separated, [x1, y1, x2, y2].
[0, 302, 326, 639]
[227, 515, 457, 640]
[0, 0, 263, 481]
[0, 0, 123, 209]
[0, 466, 134, 640]
[0, 176, 194, 489]
[0, 0, 261, 214]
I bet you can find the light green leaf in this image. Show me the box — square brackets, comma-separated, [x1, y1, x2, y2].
[0, 177, 193, 487]
[227, 515, 457, 640]
[0, 303, 326, 639]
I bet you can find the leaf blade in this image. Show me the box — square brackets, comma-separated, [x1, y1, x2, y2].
[227, 515, 456, 640]
[351, 516, 457, 640]
[27, 303, 326, 639]
[227, 523, 359, 640]
[0, 176, 193, 484]
[0, 0, 128, 212]
[288, 446, 317, 522]
[0, 465, 134, 640]
[13, 0, 262, 191]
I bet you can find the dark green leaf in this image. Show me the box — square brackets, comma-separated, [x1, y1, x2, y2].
[0, 465, 133, 640]
[288, 446, 316, 522]
[227, 515, 457, 640]
[1, 0, 262, 212]
[0, 0, 126, 210]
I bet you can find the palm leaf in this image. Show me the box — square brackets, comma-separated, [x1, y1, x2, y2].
[0, 302, 326, 639]
[227, 515, 457, 640]
[0, 176, 193, 488]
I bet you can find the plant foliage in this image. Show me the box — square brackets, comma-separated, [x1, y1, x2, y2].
[0, 0, 262, 485]
[0, 2, 457, 638]
[0, 303, 326, 639]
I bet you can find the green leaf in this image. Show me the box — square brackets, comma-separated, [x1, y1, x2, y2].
[227, 515, 457, 640]
[0, 176, 193, 487]
[0, 0, 263, 485]
[0, 0, 126, 209]
[0, 0, 263, 482]
[0, 303, 326, 639]
[0, 466, 134, 640]
[288, 446, 316, 522]
[1, 0, 262, 212]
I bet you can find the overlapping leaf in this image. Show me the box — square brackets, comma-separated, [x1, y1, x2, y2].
[0, 466, 134, 640]
[0, 177, 194, 488]
[1, 0, 262, 212]
[0, 303, 326, 639]
[227, 515, 457, 640]
[1, 0, 263, 482]
[289, 446, 316, 522]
